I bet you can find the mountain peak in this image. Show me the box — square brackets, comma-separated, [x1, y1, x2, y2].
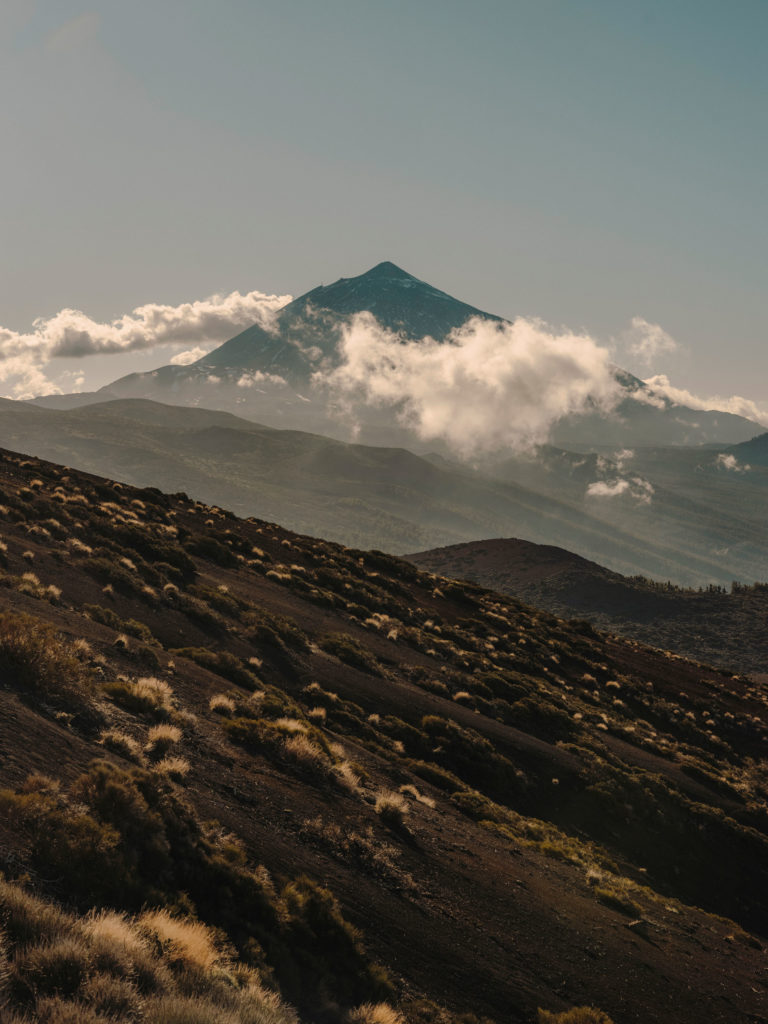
[359, 261, 417, 281]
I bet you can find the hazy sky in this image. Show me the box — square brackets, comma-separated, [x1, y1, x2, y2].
[1, 1, 767, 402]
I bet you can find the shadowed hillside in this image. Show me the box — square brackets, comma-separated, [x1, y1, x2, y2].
[408, 537, 768, 675]
[0, 449, 766, 1022]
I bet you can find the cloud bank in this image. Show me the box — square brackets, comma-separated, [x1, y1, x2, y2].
[0, 287, 291, 398]
[315, 313, 620, 456]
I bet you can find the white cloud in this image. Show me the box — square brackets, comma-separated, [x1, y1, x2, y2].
[170, 346, 210, 366]
[586, 479, 630, 499]
[315, 313, 620, 456]
[715, 453, 750, 472]
[236, 371, 287, 388]
[0, 287, 291, 397]
[642, 374, 768, 427]
[586, 475, 654, 505]
[624, 317, 678, 367]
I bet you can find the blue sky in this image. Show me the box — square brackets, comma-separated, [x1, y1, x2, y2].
[1, 1, 766, 400]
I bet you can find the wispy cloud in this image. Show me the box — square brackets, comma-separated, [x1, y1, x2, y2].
[315, 312, 620, 456]
[642, 374, 768, 427]
[624, 317, 678, 367]
[0, 287, 291, 398]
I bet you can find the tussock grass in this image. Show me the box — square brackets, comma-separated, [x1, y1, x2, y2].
[0, 878, 298, 1024]
[349, 1003, 405, 1024]
[538, 1009, 615, 1024]
[374, 791, 409, 827]
[155, 756, 191, 781]
[209, 694, 236, 715]
[98, 729, 143, 762]
[145, 724, 182, 758]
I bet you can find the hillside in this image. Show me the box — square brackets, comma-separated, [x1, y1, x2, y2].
[408, 537, 768, 675]
[0, 449, 766, 1022]
[0, 397, 743, 585]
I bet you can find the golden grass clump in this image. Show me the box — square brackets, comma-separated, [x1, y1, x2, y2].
[209, 694, 236, 715]
[332, 761, 361, 793]
[99, 729, 143, 762]
[538, 1008, 616, 1024]
[138, 910, 224, 973]
[155, 756, 190, 781]
[282, 734, 330, 770]
[145, 724, 182, 758]
[274, 717, 308, 735]
[398, 784, 435, 809]
[374, 791, 409, 827]
[349, 1003, 405, 1024]
[133, 676, 174, 711]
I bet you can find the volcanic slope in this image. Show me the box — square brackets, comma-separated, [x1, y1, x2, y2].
[0, 450, 766, 1023]
[409, 537, 768, 675]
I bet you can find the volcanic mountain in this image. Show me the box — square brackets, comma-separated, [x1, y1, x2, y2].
[31, 262, 761, 448]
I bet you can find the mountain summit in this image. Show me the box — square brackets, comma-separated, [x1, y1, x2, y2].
[197, 261, 498, 377]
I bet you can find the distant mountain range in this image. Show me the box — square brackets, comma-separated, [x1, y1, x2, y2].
[31, 262, 762, 448]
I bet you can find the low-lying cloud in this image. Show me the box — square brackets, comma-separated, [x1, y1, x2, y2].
[715, 453, 750, 472]
[315, 313, 620, 456]
[587, 449, 654, 505]
[0, 287, 291, 398]
[642, 374, 768, 427]
[586, 476, 654, 504]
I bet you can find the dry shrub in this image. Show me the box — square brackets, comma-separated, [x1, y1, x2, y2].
[79, 971, 142, 1020]
[0, 611, 92, 711]
[274, 717, 308, 735]
[333, 762, 361, 793]
[538, 1009, 615, 1024]
[142, 993, 240, 1024]
[12, 935, 92, 998]
[0, 879, 70, 947]
[99, 729, 143, 762]
[374, 791, 409, 827]
[398, 785, 435, 809]
[138, 910, 223, 973]
[282, 734, 330, 770]
[134, 677, 174, 710]
[154, 756, 190, 781]
[145, 724, 182, 758]
[209, 694, 235, 716]
[33, 996, 104, 1024]
[84, 911, 168, 994]
[349, 1003, 405, 1024]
